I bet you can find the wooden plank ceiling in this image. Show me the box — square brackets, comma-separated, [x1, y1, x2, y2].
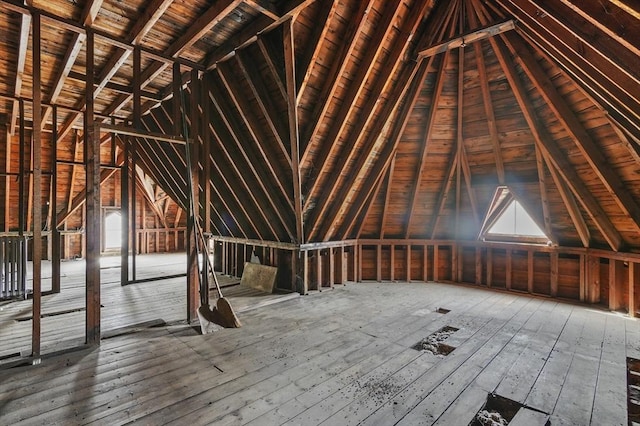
[1, 0, 639, 249]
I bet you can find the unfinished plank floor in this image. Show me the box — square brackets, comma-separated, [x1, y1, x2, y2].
[0, 279, 632, 425]
[0, 253, 296, 361]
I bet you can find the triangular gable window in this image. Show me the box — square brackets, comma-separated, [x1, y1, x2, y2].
[479, 186, 550, 244]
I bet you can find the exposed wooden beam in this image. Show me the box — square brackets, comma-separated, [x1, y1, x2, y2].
[85, 29, 100, 345]
[217, 62, 294, 211]
[298, 0, 372, 164]
[235, 51, 290, 166]
[296, 0, 337, 100]
[206, 80, 284, 240]
[99, 1, 241, 124]
[505, 31, 640, 236]
[310, 0, 433, 241]
[494, 0, 640, 139]
[31, 11, 42, 358]
[466, 8, 506, 185]
[418, 19, 515, 58]
[380, 153, 396, 239]
[100, 123, 187, 144]
[245, 0, 280, 20]
[9, 4, 31, 136]
[405, 53, 449, 239]
[547, 159, 590, 247]
[257, 37, 287, 102]
[429, 151, 459, 239]
[471, 2, 623, 250]
[204, 0, 319, 70]
[283, 18, 304, 244]
[352, 152, 393, 239]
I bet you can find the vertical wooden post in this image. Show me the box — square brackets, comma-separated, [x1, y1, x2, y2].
[406, 245, 411, 282]
[284, 18, 304, 244]
[32, 12, 42, 358]
[588, 256, 600, 304]
[51, 106, 60, 293]
[376, 244, 381, 282]
[423, 244, 428, 282]
[505, 248, 512, 290]
[329, 247, 335, 288]
[390, 244, 395, 282]
[120, 138, 129, 285]
[527, 250, 534, 293]
[609, 259, 623, 311]
[302, 250, 308, 294]
[186, 69, 199, 321]
[433, 245, 439, 282]
[550, 252, 559, 297]
[356, 244, 361, 282]
[131, 132, 137, 281]
[486, 248, 493, 287]
[475, 247, 482, 285]
[451, 243, 458, 282]
[18, 99, 25, 237]
[85, 29, 100, 345]
[316, 249, 322, 291]
[579, 254, 586, 302]
[629, 262, 638, 317]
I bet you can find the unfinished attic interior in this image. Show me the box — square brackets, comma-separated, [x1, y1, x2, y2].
[1, 0, 640, 423]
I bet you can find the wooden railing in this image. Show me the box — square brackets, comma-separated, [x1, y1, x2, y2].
[0, 236, 28, 300]
[358, 239, 640, 317]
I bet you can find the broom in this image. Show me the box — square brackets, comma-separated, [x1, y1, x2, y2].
[181, 83, 240, 330]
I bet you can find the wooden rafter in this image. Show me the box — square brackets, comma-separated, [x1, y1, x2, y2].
[207, 79, 287, 240]
[244, 0, 280, 20]
[380, 153, 397, 239]
[216, 63, 294, 212]
[311, 0, 436, 241]
[504, 32, 640, 235]
[471, 1, 623, 250]
[467, 11, 505, 184]
[405, 53, 449, 238]
[532, 137, 555, 242]
[494, 0, 640, 139]
[235, 52, 290, 165]
[335, 0, 455, 240]
[283, 17, 304, 244]
[296, 0, 337, 101]
[9, 3, 31, 136]
[204, 0, 318, 70]
[96, 1, 242, 123]
[546, 159, 590, 247]
[298, 0, 372, 165]
[429, 151, 459, 239]
[256, 37, 287, 102]
[354, 153, 395, 239]
[303, 0, 399, 205]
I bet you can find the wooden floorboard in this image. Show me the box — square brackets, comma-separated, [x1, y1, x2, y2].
[0, 268, 633, 425]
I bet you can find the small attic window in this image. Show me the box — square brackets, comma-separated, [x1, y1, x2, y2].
[479, 187, 550, 244]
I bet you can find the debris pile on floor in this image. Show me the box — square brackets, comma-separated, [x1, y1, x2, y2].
[411, 326, 458, 355]
[475, 409, 508, 426]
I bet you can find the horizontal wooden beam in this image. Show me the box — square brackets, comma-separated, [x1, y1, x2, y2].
[99, 123, 188, 145]
[418, 19, 516, 57]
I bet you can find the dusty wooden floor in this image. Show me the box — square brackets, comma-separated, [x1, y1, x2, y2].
[0, 271, 634, 425]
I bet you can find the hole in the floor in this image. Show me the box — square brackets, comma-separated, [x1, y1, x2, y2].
[436, 307, 450, 314]
[469, 394, 523, 426]
[411, 325, 459, 355]
[629, 358, 640, 425]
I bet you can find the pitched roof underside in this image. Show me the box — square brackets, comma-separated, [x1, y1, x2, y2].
[0, 0, 639, 250]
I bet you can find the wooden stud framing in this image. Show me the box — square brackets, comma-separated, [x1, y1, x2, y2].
[609, 259, 623, 311]
[85, 29, 101, 345]
[283, 18, 304, 244]
[31, 12, 42, 358]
